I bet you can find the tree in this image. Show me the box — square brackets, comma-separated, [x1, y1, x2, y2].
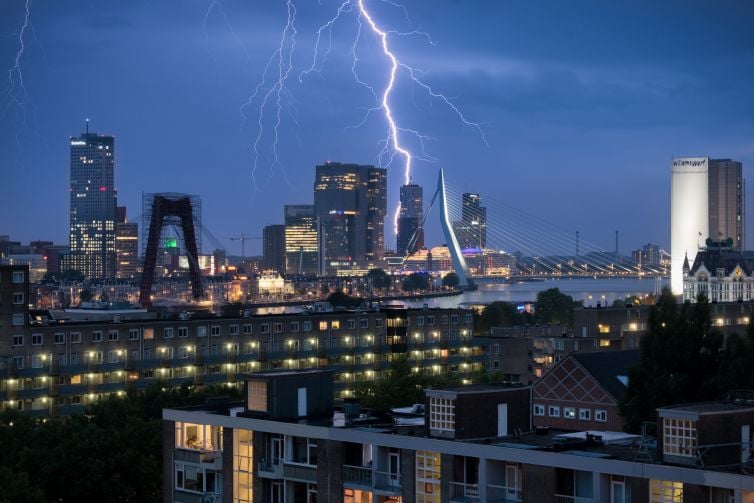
[401, 272, 430, 292]
[477, 301, 528, 334]
[441, 272, 460, 289]
[327, 291, 361, 308]
[79, 288, 93, 303]
[367, 268, 391, 291]
[620, 291, 724, 431]
[533, 288, 581, 327]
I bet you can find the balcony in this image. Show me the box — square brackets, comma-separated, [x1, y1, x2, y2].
[487, 484, 522, 502]
[257, 460, 284, 479]
[175, 448, 222, 470]
[554, 495, 593, 503]
[283, 462, 317, 483]
[342, 465, 402, 494]
[449, 482, 480, 503]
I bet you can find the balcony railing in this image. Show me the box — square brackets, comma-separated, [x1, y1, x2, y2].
[342, 465, 401, 493]
[554, 495, 593, 503]
[343, 465, 372, 487]
[257, 460, 284, 479]
[283, 462, 317, 483]
[487, 484, 522, 502]
[449, 482, 480, 502]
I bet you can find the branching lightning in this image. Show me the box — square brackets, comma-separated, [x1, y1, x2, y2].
[241, 0, 485, 231]
[2, 0, 33, 149]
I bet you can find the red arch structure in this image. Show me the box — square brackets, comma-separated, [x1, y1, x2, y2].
[139, 195, 203, 307]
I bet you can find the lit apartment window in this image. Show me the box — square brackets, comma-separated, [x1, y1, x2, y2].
[319, 321, 328, 331]
[595, 409, 607, 422]
[548, 406, 560, 417]
[649, 480, 683, 503]
[415, 450, 441, 500]
[12, 292, 24, 304]
[599, 339, 611, 347]
[564, 407, 576, 419]
[533, 404, 545, 416]
[662, 418, 697, 457]
[331, 320, 340, 330]
[429, 396, 455, 431]
[248, 380, 267, 412]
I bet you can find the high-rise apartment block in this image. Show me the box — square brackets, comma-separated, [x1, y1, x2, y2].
[115, 206, 138, 279]
[68, 130, 117, 279]
[313, 162, 386, 272]
[671, 157, 745, 293]
[262, 224, 286, 273]
[396, 183, 424, 255]
[453, 192, 487, 250]
[284, 205, 318, 275]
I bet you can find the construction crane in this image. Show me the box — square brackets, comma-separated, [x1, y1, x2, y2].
[229, 234, 262, 260]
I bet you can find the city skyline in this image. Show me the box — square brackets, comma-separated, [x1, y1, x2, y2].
[1, 1, 754, 256]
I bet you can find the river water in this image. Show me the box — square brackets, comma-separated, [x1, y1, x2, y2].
[397, 277, 668, 309]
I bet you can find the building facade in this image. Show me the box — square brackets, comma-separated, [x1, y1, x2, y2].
[313, 162, 387, 273]
[262, 225, 286, 273]
[671, 157, 745, 294]
[453, 193, 487, 250]
[0, 280, 481, 416]
[162, 371, 754, 503]
[68, 130, 117, 279]
[284, 205, 319, 276]
[115, 206, 139, 279]
[397, 183, 424, 256]
[683, 241, 754, 303]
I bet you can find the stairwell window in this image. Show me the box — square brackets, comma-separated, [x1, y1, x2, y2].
[429, 396, 455, 432]
[662, 418, 697, 457]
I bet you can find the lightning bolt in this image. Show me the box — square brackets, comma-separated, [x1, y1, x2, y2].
[240, 0, 298, 200]
[243, 0, 485, 233]
[2, 0, 33, 153]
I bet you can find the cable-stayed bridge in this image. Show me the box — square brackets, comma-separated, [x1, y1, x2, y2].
[402, 170, 668, 289]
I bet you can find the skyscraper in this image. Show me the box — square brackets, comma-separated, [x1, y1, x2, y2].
[115, 206, 139, 279]
[453, 192, 487, 249]
[263, 224, 286, 272]
[313, 162, 387, 272]
[397, 183, 424, 255]
[68, 129, 117, 279]
[671, 157, 746, 294]
[284, 205, 319, 275]
[708, 159, 744, 250]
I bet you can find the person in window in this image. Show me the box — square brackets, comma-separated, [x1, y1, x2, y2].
[186, 435, 197, 448]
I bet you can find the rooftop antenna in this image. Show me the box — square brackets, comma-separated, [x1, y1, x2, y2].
[85, 118, 89, 135]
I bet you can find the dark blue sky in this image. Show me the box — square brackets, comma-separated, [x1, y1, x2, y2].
[2, 0, 754, 256]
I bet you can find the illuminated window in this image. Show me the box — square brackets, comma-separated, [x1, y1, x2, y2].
[599, 339, 611, 347]
[233, 429, 254, 503]
[429, 396, 455, 432]
[248, 380, 267, 412]
[144, 328, 155, 340]
[564, 407, 576, 419]
[331, 320, 340, 330]
[319, 321, 328, 331]
[662, 418, 697, 457]
[416, 450, 441, 502]
[649, 480, 683, 503]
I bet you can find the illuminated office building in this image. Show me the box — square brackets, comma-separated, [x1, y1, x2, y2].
[671, 157, 745, 294]
[397, 183, 424, 256]
[115, 206, 139, 279]
[313, 162, 386, 272]
[68, 129, 117, 279]
[284, 205, 318, 275]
